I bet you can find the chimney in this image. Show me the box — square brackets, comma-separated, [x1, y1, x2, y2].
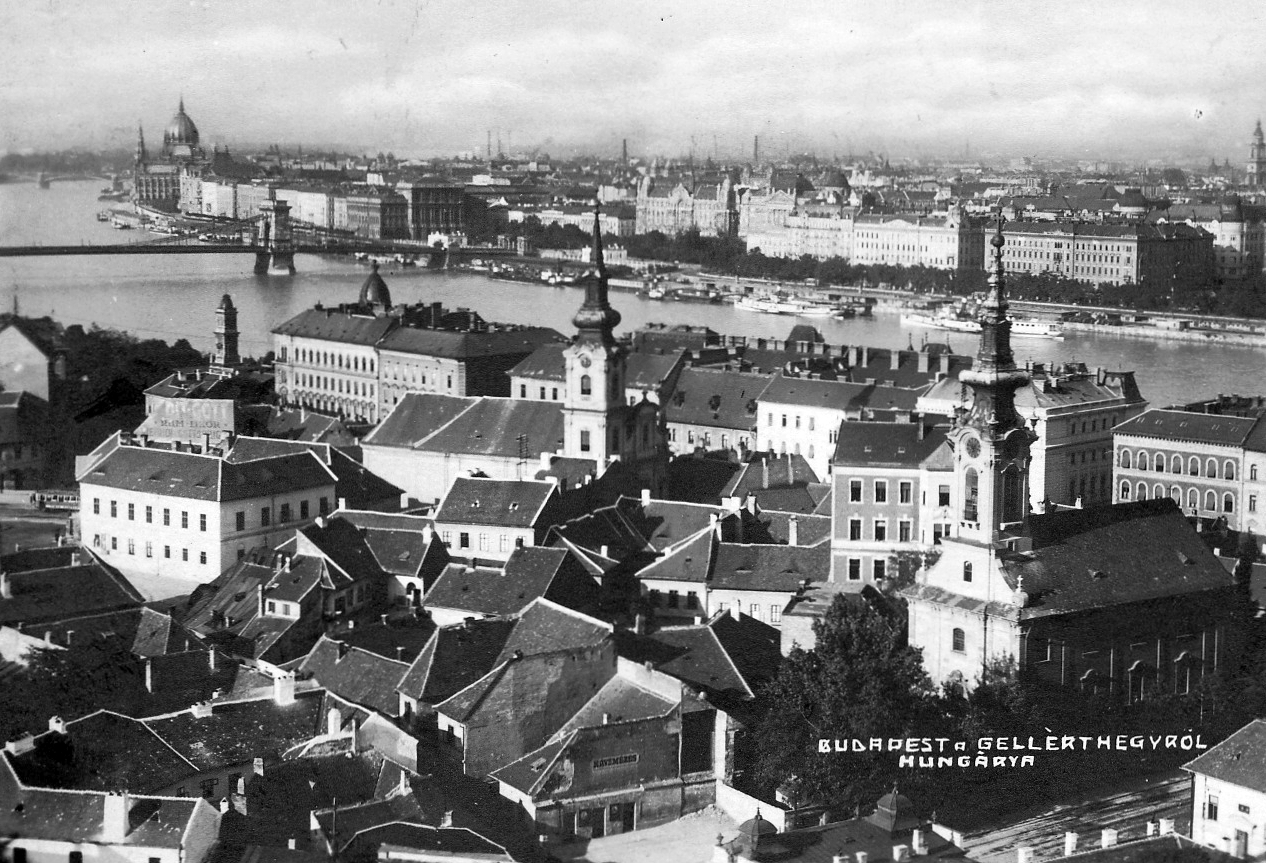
[144, 658, 154, 693]
[0, 572, 10, 600]
[918, 351, 930, 374]
[327, 706, 342, 736]
[641, 487, 652, 506]
[1017, 848, 1033, 863]
[48, 715, 66, 734]
[208, 650, 217, 671]
[787, 515, 799, 547]
[1064, 833, 1079, 856]
[337, 497, 347, 512]
[1101, 829, 1118, 849]
[273, 671, 296, 706]
[890, 351, 901, 371]
[912, 829, 927, 855]
[287, 839, 296, 851]
[139, 433, 149, 447]
[423, 524, 434, 544]
[202, 432, 212, 453]
[219, 798, 231, 814]
[253, 756, 265, 777]
[102, 791, 131, 843]
[1158, 819, 1174, 836]
[380, 613, 389, 626]
[856, 853, 869, 863]
[730, 603, 741, 620]
[441, 810, 454, 828]
[602, 712, 611, 725]
[710, 512, 720, 539]
[1146, 822, 1157, 837]
[4, 735, 36, 756]
[746, 493, 758, 515]
[893, 846, 911, 863]
[191, 702, 213, 718]
[762, 457, 770, 489]
[70, 551, 80, 566]
[634, 613, 646, 635]
[600, 544, 610, 558]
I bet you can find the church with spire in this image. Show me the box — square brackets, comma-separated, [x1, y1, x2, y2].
[903, 217, 1242, 702]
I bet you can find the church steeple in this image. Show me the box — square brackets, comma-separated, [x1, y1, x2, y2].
[949, 214, 1034, 541]
[135, 122, 147, 166]
[213, 293, 240, 367]
[572, 204, 621, 344]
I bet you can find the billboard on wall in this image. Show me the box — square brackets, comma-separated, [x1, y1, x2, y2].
[142, 398, 236, 441]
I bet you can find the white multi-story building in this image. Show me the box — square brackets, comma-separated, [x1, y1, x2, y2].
[851, 210, 984, 271]
[77, 432, 337, 588]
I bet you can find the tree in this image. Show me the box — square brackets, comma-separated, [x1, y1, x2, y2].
[752, 595, 938, 809]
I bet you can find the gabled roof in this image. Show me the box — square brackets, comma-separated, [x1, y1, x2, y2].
[23, 606, 204, 657]
[298, 636, 411, 716]
[424, 547, 590, 618]
[78, 446, 336, 502]
[0, 548, 143, 627]
[271, 307, 398, 345]
[365, 394, 565, 459]
[363, 393, 476, 448]
[227, 437, 403, 509]
[638, 527, 716, 584]
[1183, 718, 1266, 793]
[759, 373, 921, 412]
[555, 674, 677, 736]
[831, 421, 952, 468]
[143, 689, 325, 770]
[507, 343, 565, 381]
[1114, 409, 1258, 447]
[494, 598, 612, 664]
[710, 542, 828, 592]
[625, 351, 684, 391]
[662, 366, 770, 430]
[297, 517, 388, 585]
[377, 325, 562, 360]
[434, 477, 557, 528]
[396, 619, 515, 704]
[720, 453, 820, 498]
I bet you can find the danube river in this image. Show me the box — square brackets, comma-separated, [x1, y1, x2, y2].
[1, 180, 1262, 410]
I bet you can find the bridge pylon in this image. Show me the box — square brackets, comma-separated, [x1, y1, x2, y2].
[255, 189, 296, 275]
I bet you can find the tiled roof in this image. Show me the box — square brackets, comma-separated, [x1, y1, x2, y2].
[488, 735, 570, 797]
[78, 447, 336, 503]
[507, 343, 565, 380]
[23, 607, 204, 657]
[327, 616, 437, 663]
[362, 394, 476, 448]
[720, 453, 820, 498]
[636, 527, 715, 584]
[144, 689, 325, 769]
[1018, 367, 1144, 410]
[831, 422, 952, 468]
[238, 751, 388, 847]
[228, 438, 403, 509]
[495, 598, 612, 664]
[9, 710, 198, 793]
[759, 373, 921, 412]
[556, 675, 677, 735]
[434, 477, 557, 528]
[355, 823, 511, 859]
[365, 394, 565, 459]
[298, 637, 410, 715]
[0, 549, 143, 627]
[710, 543, 828, 592]
[662, 367, 770, 430]
[298, 517, 387, 583]
[626, 351, 684, 392]
[378, 325, 562, 360]
[396, 619, 515, 704]
[1114, 409, 1258, 447]
[640, 499, 730, 550]
[424, 547, 587, 618]
[272, 308, 398, 345]
[1183, 718, 1266, 792]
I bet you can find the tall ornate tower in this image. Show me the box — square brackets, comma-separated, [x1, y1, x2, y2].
[947, 215, 1035, 544]
[134, 122, 148, 168]
[562, 207, 627, 465]
[213, 293, 240, 367]
[1248, 120, 1266, 188]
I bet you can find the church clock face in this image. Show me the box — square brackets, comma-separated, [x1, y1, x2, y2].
[964, 436, 981, 459]
[579, 355, 592, 368]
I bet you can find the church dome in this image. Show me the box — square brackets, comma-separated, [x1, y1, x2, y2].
[359, 262, 392, 308]
[165, 99, 199, 146]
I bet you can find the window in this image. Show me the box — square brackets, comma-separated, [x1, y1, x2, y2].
[899, 481, 912, 504]
[1205, 490, 1217, 512]
[459, 532, 471, 549]
[261, 507, 271, 527]
[181, 510, 189, 529]
[847, 558, 861, 581]
[580, 430, 591, 452]
[540, 386, 546, 399]
[163, 508, 170, 526]
[952, 628, 965, 652]
[963, 562, 973, 582]
[1189, 457, 1200, 476]
[145, 505, 152, 524]
[93, 498, 100, 515]
[128, 503, 135, 520]
[110, 500, 117, 518]
[478, 533, 490, 551]
[848, 518, 862, 541]
[164, 545, 170, 559]
[874, 520, 887, 541]
[200, 778, 219, 799]
[69, 853, 82, 863]
[110, 536, 117, 551]
[1206, 458, 1218, 479]
[849, 479, 862, 502]
[1206, 794, 1219, 821]
[898, 521, 911, 542]
[182, 548, 189, 561]
[301, 500, 310, 519]
[1253, 465, 1259, 481]
[874, 481, 888, 503]
[236, 511, 245, 531]
[145, 541, 152, 558]
[280, 503, 292, 523]
[781, 414, 787, 427]
[200, 513, 207, 532]
[1120, 480, 1131, 500]
[128, 538, 135, 555]
[1224, 493, 1235, 513]
[520, 384, 526, 397]
[687, 592, 699, 609]
[873, 559, 886, 580]
[200, 551, 207, 565]
[580, 374, 592, 396]
[668, 590, 679, 608]
[499, 534, 509, 552]
[1225, 461, 1236, 481]
[938, 485, 951, 507]
[1251, 495, 1257, 513]
[770, 605, 781, 624]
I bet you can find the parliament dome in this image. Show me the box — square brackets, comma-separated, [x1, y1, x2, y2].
[164, 98, 200, 147]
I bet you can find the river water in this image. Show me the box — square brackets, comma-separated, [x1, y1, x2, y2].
[1, 180, 1261, 409]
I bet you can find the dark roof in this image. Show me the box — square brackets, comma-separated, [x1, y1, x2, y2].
[508, 343, 565, 381]
[721, 453, 820, 498]
[22, 607, 204, 657]
[378, 325, 562, 359]
[831, 422, 952, 468]
[663, 367, 769, 430]
[0, 315, 63, 357]
[635, 526, 714, 583]
[356, 823, 510, 859]
[78, 446, 336, 502]
[710, 543, 829, 592]
[144, 689, 325, 769]
[0, 390, 48, 443]
[363, 394, 476, 448]
[496, 598, 611, 663]
[365, 394, 565, 459]
[327, 616, 437, 663]
[0, 550, 143, 627]
[272, 308, 398, 345]
[1115, 409, 1258, 447]
[1183, 718, 1266, 793]
[424, 547, 579, 617]
[434, 477, 557, 528]
[227, 438, 403, 509]
[759, 373, 921, 412]
[396, 619, 515, 704]
[625, 351, 684, 391]
[298, 637, 410, 715]
[239, 751, 389, 847]
[297, 517, 387, 584]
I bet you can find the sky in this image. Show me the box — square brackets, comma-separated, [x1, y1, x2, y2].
[3, 0, 1264, 163]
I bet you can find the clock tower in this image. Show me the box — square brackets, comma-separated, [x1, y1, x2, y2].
[948, 214, 1035, 545]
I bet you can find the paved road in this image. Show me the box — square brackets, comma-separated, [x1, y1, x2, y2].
[961, 771, 1190, 863]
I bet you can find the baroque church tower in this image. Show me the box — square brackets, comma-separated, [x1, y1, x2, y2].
[213, 293, 240, 367]
[1248, 120, 1266, 188]
[562, 205, 667, 492]
[947, 215, 1035, 544]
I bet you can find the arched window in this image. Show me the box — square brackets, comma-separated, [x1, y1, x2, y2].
[1120, 449, 1132, 469]
[963, 562, 973, 583]
[1170, 486, 1181, 502]
[1002, 465, 1023, 523]
[963, 468, 979, 522]
[1153, 483, 1164, 500]
[1225, 461, 1236, 481]
[1189, 457, 1200, 476]
[1136, 482, 1148, 500]
[1120, 480, 1131, 500]
[1155, 456, 1165, 473]
[580, 374, 592, 396]
[1137, 452, 1150, 471]
[1205, 490, 1217, 512]
[1224, 493, 1235, 513]
[1187, 488, 1199, 511]
[1171, 455, 1182, 473]
[1206, 458, 1218, 479]
[952, 628, 965, 653]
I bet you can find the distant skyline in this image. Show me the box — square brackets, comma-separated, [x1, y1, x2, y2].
[3, 1, 1264, 163]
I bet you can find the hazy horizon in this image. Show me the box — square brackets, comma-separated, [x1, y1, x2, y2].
[4, 1, 1263, 164]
